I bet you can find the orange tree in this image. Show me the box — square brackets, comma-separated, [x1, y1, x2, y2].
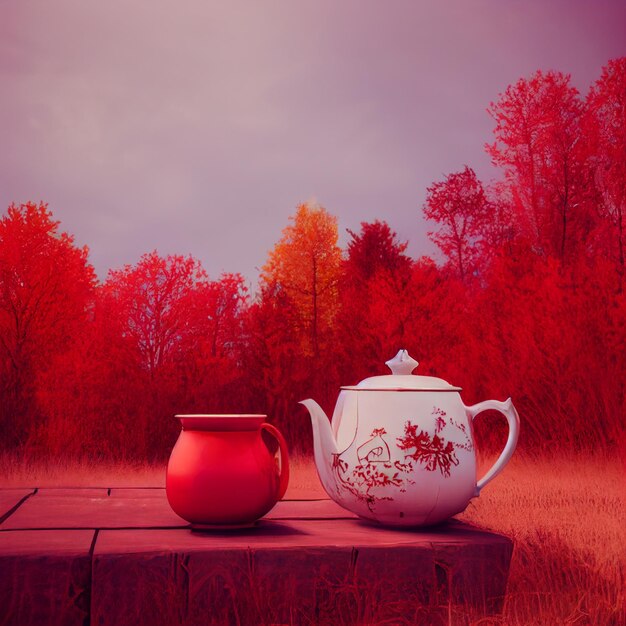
[261, 202, 342, 360]
[254, 202, 343, 449]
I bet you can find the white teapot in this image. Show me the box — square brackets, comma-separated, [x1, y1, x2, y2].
[301, 349, 519, 526]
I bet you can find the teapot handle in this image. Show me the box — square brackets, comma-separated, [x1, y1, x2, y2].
[261, 422, 290, 500]
[465, 398, 520, 495]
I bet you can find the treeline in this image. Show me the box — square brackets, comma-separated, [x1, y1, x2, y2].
[1, 59, 624, 460]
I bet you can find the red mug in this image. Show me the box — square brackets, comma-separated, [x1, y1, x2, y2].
[166, 414, 289, 528]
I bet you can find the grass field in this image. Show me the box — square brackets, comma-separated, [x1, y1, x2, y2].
[459, 454, 624, 625]
[1, 452, 623, 625]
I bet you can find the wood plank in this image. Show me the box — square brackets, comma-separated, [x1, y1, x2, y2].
[36, 488, 108, 497]
[92, 518, 511, 552]
[0, 530, 94, 626]
[0, 489, 34, 520]
[266, 498, 358, 519]
[1, 490, 186, 530]
[109, 488, 166, 498]
[92, 520, 512, 625]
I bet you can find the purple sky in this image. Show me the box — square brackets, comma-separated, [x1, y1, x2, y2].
[2, 0, 625, 285]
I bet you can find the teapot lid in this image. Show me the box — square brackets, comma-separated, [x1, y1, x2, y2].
[341, 349, 461, 392]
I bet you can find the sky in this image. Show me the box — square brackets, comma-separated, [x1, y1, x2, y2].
[1, 0, 625, 286]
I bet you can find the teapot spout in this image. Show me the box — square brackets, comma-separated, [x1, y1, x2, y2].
[300, 399, 338, 457]
[299, 399, 340, 499]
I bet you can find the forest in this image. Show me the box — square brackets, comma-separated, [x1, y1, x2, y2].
[1, 58, 624, 463]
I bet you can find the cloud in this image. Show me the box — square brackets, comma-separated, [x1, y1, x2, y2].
[1, 0, 624, 282]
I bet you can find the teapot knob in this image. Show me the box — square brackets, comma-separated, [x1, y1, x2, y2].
[385, 349, 419, 375]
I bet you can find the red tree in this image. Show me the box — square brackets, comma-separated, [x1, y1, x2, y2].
[337, 221, 414, 382]
[0, 202, 95, 448]
[423, 166, 490, 282]
[176, 273, 250, 413]
[585, 57, 626, 290]
[344, 220, 413, 285]
[244, 280, 313, 450]
[486, 71, 589, 262]
[101, 251, 207, 456]
[103, 251, 206, 376]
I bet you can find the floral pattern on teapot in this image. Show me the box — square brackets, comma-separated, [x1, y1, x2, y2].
[331, 406, 473, 512]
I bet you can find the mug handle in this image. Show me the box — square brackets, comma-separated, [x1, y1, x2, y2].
[261, 422, 290, 500]
[465, 398, 520, 496]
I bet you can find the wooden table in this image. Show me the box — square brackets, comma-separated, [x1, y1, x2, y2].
[0, 487, 512, 625]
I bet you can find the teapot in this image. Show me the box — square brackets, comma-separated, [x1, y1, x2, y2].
[301, 350, 519, 526]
